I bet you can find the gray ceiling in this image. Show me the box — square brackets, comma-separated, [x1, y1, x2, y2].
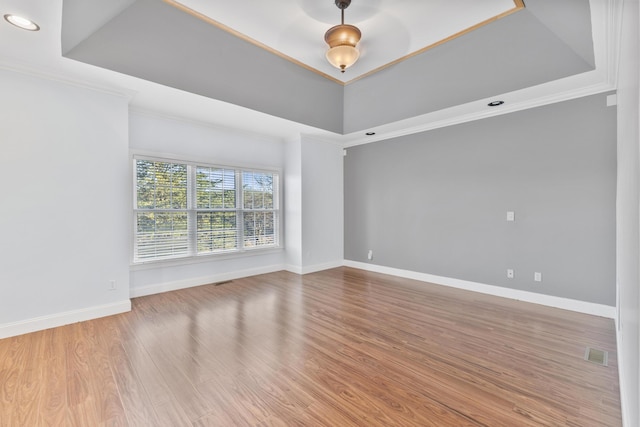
[61, 0, 594, 135]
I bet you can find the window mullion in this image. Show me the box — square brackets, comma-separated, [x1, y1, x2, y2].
[132, 160, 139, 262]
[274, 174, 280, 246]
[187, 164, 197, 256]
[236, 169, 244, 251]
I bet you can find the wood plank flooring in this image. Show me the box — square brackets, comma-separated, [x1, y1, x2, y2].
[0, 267, 622, 426]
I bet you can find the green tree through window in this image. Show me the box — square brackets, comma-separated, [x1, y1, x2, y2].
[134, 158, 279, 262]
[242, 172, 275, 247]
[135, 160, 188, 259]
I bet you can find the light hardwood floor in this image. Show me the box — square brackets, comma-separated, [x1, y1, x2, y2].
[0, 267, 621, 426]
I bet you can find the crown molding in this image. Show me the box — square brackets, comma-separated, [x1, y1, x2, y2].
[129, 107, 288, 144]
[0, 59, 136, 101]
[343, 78, 615, 148]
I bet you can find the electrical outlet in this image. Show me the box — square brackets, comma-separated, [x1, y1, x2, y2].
[108, 280, 117, 290]
[534, 272, 542, 282]
[506, 211, 515, 222]
[507, 269, 514, 279]
[367, 249, 373, 260]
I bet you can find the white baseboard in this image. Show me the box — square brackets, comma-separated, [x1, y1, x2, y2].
[131, 260, 344, 298]
[616, 321, 632, 427]
[284, 264, 303, 275]
[0, 300, 131, 340]
[344, 260, 616, 319]
[285, 260, 344, 275]
[130, 264, 286, 298]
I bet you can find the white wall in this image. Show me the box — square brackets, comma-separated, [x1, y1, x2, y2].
[300, 136, 344, 272]
[284, 136, 303, 270]
[128, 111, 288, 296]
[283, 135, 344, 274]
[0, 69, 131, 338]
[616, 0, 640, 425]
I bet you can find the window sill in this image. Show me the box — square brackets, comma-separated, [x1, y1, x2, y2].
[130, 246, 284, 271]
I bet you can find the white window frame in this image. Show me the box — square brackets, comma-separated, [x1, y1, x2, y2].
[132, 155, 281, 265]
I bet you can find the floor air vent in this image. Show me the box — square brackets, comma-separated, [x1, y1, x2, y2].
[584, 347, 608, 366]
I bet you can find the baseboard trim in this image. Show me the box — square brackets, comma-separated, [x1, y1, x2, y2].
[285, 260, 344, 275]
[284, 264, 303, 275]
[0, 300, 132, 340]
[130, 264, 286, 298]
[344, 261, 616, 319]
[616, 322, 632, 427]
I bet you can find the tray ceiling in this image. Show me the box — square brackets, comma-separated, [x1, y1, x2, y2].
[0, 0, 615, 142]
[60, 0, 596, 134]
[169, 0, 520, 83]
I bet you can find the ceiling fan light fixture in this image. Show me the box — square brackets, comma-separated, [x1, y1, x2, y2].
[324, 23, 361, 48]
[324, 0, 361, 73]
[326, 45, 360, 73]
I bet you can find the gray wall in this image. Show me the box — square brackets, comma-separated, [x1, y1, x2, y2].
[63, 0, 344, 133]
[343, 5, 595, 134]
[345, 93, 616, 305]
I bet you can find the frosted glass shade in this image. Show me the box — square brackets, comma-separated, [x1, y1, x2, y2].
[326, 45, 360, 72]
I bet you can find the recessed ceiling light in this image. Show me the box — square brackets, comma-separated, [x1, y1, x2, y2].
[365, 132, 376, 136]
[487, 100, 504, 107]
[4, 14, 40, 31]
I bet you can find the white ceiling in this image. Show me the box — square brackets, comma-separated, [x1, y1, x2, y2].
[172, 0, 517, 83]
[0, 0, 620, 145]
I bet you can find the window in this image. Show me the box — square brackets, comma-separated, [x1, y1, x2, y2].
[134, 157, 279, 263]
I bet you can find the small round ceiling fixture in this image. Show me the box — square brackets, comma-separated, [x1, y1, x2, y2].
[4, 14, 40, 31]
[487, 100, 504, 107]
[365, 132, 376, 136]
